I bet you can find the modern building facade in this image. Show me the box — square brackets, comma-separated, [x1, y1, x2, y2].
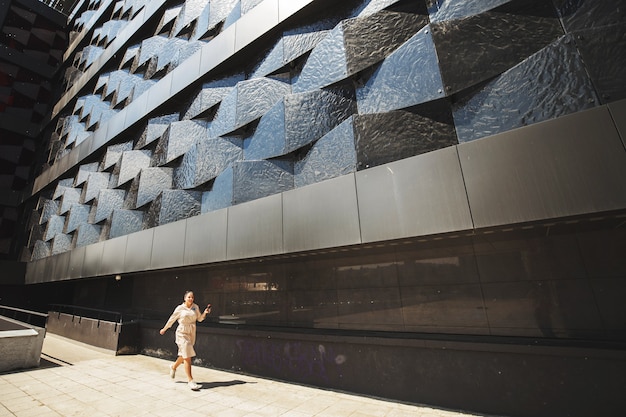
[1, 0, 625, 416]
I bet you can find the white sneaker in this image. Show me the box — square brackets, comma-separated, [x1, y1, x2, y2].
[169, 365, 176, 379]
[188, 381, 201, 390]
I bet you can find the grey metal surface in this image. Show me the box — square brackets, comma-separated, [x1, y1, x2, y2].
[608, 98, 626, 147]
[283, 174, 361, 253]
[459, 106, 626, 228]
[123, 229, 154, 272]
[99, 236, 128, 276]
[356, 146, 473, 243]
[82, 241, 104, 278]
[226, 193, 283, 260]
[151, 220, 186, 269]
[183, 209, 228, 265]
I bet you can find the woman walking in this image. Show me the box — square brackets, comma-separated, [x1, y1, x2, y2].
[160, 290, 211, 390]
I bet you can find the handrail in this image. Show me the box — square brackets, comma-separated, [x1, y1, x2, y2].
[0, 305, 49, 328]
[49, 304, 124, 324]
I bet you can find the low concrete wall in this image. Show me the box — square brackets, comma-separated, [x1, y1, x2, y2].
[46, 312, 139, 355]
[0, 315, 46, 372]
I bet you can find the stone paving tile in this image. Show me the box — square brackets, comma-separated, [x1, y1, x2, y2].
[0, 334, 502, 417]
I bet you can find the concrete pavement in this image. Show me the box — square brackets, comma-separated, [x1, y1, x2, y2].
[0, 333, 501, 417]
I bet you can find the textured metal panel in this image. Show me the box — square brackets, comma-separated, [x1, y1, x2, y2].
[124, 229, 154, 272]
[459, 106, 626, 228]
[83, 242, 104, 278]
[234, 0, 278, 50]
[573, 24, 626, 104]
[453, 34, 599, 143]
[356, 147, 473, 243]
[354, 106, 457, 170]
[356, 25, 444, 114]
[99, 236, 128, 275]
[431, 2, 563, 95]
[151, 221, 186, 269]
[184, 209, 228, 265]
[226, 194, 283, 260]
[343, 9, 427, 77]
[283, 174, 361, 252]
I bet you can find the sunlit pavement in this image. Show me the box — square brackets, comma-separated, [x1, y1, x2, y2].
[0, 333, 501, 417]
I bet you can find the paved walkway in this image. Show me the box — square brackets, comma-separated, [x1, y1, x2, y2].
[0, 333, 499, 417]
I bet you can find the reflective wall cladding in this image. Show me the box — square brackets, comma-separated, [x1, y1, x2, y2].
[26, 0, 626, 261]
[128, 226, 626, 341]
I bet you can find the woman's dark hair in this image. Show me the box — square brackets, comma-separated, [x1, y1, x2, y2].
[184, 290, 194, 298]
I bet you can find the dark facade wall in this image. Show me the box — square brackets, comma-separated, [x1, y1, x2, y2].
[139, 320, 626, 417]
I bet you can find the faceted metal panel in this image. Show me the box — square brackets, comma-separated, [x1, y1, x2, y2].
[64, 204, 90, 233]
[427, 0, 510, 23]
[283, 173, 361, 253]
[99, 236, 127, 275]
[32, 240, 51, 260]
[144, 190, 201, 228]
[43, 215, 65, 242]
[174, 137, 242, 189]
[431, 2, 563, 95]
[153, 120, 208, 166]
[226, 193, 283, 260]
[356, 146, 473, 243]
[356, 25, 444, 114]
[342, 9, 427, 76]
[92, 189, 125, 223]
[573, 24, 626, 104]
[151, 220, 186, 269]
[294, 117, 357, 188]
[75, 223, 102, 247]
[245, 88, 355, 160]
[82, 241, 104, 277]
[108, 209, 143, 239]
[183, 209, 228, 265]
[101, 141, 133, 171]
[81, 172, 110, 203]
[354, 105, 457, 170]
[59, 187, 81, 214]
[293, 25, 347, 93]
[231, 160, 293, 206]
[124, 228, 154, 272]
[458, 106, 626, 228]
[132, 167, 174, 209]
[555, 0, 626, 32]
[453, 34, 599, 143]
[117, 150, 151, 186]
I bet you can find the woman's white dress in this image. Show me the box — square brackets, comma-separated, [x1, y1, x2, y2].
[163, 303, 205, 358]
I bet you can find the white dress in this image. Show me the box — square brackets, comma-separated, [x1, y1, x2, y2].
[163, 303, 205, 358]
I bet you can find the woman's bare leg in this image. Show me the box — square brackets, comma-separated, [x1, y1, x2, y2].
[172, 355, 184, 371]
[183, 358, 193, 381]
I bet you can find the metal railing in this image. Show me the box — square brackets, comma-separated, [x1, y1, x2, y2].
[0, 305, 49, 328]
[49, 304, 124, 324]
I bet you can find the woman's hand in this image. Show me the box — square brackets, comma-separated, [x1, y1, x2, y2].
[159, 328, 166, 335]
